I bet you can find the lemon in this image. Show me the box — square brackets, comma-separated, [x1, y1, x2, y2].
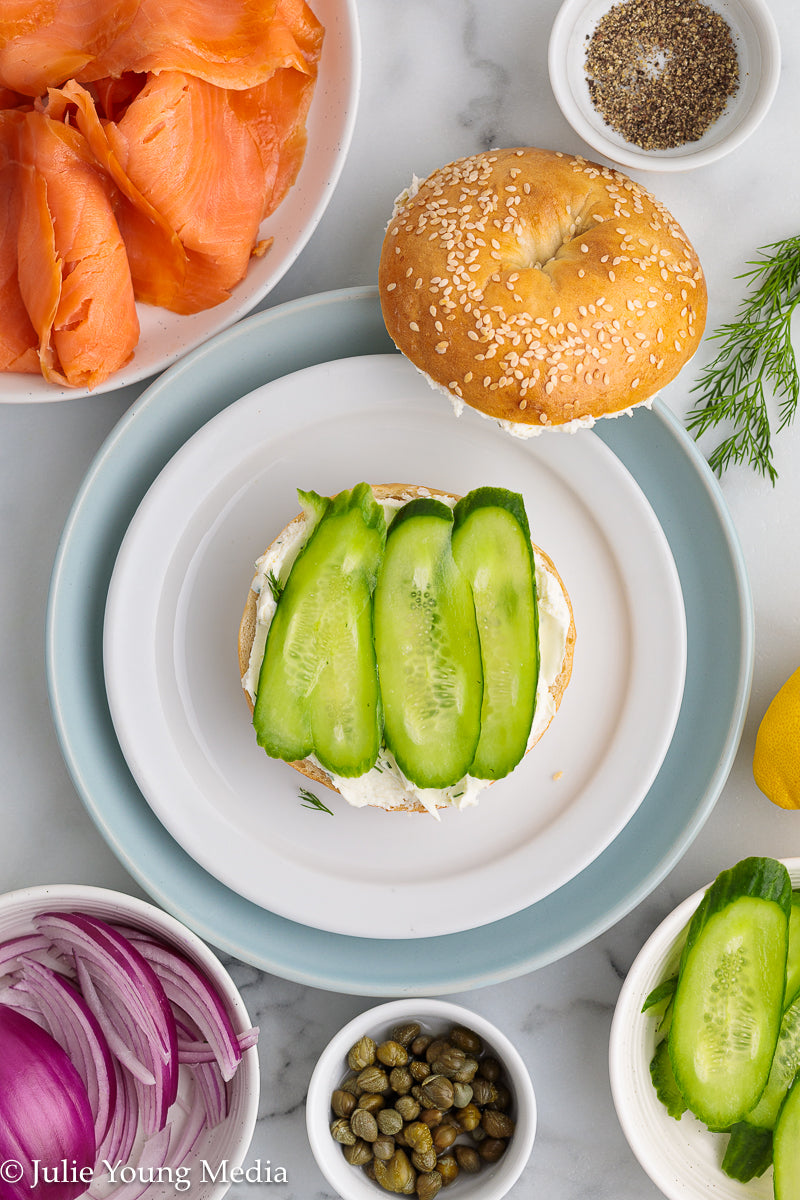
[753, 665, 800, 809]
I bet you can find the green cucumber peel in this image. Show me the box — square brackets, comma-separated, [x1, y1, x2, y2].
[721, 1122, 774, 1182]
[649, 1038, 687, 1120]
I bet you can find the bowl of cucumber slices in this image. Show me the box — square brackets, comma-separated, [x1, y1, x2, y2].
[609, 856, 800, 1200]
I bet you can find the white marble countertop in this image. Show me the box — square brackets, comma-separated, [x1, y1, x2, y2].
[3, 1, 800, 1196]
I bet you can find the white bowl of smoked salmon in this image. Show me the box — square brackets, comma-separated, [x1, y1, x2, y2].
[0, 0, 359, 401]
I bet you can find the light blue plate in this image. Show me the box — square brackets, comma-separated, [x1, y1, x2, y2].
[46, 286, 753, 996]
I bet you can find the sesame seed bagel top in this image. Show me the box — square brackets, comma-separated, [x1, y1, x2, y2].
[378, 147, 708, 431]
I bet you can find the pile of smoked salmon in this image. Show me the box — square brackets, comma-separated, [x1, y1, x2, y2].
[0, 0, 324, 390]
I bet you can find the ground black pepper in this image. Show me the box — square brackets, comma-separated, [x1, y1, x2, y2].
[584, 0, 740, 150]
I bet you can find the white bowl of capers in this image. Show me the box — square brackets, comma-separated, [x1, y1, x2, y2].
[306, 998, 537, 1200]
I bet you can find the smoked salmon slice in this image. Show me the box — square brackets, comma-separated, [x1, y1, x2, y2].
[102, 71, 270, 313]
[77, 0, 318, 91]
[0, 111, 38, 373]
[16, 110, 139, 388]
[0, 0, 138, 96]
[45, 79, 188, 311]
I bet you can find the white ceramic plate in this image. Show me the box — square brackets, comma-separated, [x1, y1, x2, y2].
[103, 352, 686, 940]
[0, 0, 359, 403]
[609, 858, 800, 1200]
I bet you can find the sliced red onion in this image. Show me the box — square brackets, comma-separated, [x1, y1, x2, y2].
[0, 933, 52, 972]
[0, 1005, 95, 1200]
[35, 914, 177, 1067]
[13, 959, 117, 1147]
[120, 928, 256, 1082]
[95, 1057, 139, 1173]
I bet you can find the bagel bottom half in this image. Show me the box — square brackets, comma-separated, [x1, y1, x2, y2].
[238, 484, 576, 814]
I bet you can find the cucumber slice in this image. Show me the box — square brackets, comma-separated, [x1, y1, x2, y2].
[743, 991, 800, 1129]
[774, 1073, 800, 1200]
[373, 498, 483, 789]
[785, 896, 800, 1006]
[253, 483, 386, 776]
[451, 488, 539, 780]
[669, 857, 791, 1130]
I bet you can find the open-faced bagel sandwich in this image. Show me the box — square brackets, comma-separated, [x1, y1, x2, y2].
[238, 482, 575, 816]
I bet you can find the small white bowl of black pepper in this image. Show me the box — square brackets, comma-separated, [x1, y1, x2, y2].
[548, 0, 781, 171]
[305, 998, 537, 1200]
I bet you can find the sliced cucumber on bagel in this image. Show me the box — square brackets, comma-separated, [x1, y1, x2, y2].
[253, 483, 386, 777]
[373, 497, 483, 789]
[451, 488, 539, 780]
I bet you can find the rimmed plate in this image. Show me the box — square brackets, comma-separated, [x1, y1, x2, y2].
[0, 0, 360, 404]
[102, 353, 686, 940]
[46, 287, 752, 992]
[608, 858, 800, 1200]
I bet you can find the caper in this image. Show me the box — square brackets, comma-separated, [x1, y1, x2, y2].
[343, 1138, 373, 1166]
[348, 1035, 377, 1071]
[357, 1065, 390, 1094]
[471, 1077, 498, 1107]
[449, 1025, 483, 1055]
[491, 1084, 511, 1111]
[420, 1074, 454, 1110]
[479, 1137, 507, 1163]
[411, 1148, 437, 1174]
[341, 1075, 361, 1096]
[391, 1022, 421, 1048]
[432, 1124, 457, 1153]
[374, 1136, 396, 1161]
[359, 1093, 386, 1114]
[377, 1108, 404, 1137]
[351, 1107, 379, 1142]
[455, 1102, 482, 1132]
[415, 1170, 442, 1200]
[482, 1109, 515, 1139]
[454, 1145, 482, 1174]
[374, 1148, 416, 1194]
[390, 1066, 413, 1095]
[403, 1121, 434, 1154]
[419, 1107, 443, 1128]
[430, 1045, 465, 1076]
[331, 1088, 357, 1119]
[424, 1038, 450, 1065]
[435, 1155, 459, 1186]
[409, 1060, 430, 1082]
[450, 1057, 479, 1083]
[452, 1082, 473, 1109]
[330, 1118, 357, 1145]
[395, 1095, 420, 1122]
[378, 1039, 409, 1067]
[410, 1034, 432, 1057]
[477, 1055, 502, 1082]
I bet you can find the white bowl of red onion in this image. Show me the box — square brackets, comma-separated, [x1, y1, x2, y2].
[0, 883, 259, 1200]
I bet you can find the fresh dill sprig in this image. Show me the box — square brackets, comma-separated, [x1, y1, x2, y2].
[266, 569, 283, 602]
[686, 234, 800, 484]
[298, 786, 334, 815]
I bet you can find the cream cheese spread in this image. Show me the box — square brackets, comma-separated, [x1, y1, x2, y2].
[243, 490, 572, 817]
